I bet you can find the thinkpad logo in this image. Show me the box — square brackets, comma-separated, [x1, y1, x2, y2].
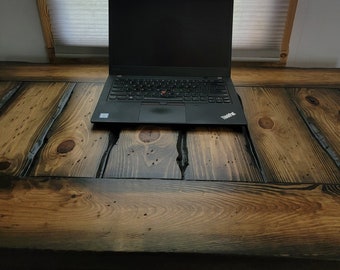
[221, 112, 236, 120]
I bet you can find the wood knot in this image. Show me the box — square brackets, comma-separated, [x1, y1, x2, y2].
[0, 161, 11, 170]
[139, 129, 160, 143]
[305, 95, 320, 106]
[258, 117, 274, 129]
[57, 140, 76, 154]
[280, 53, 287, 59]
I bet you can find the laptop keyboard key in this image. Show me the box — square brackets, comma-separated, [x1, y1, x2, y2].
[108, 78, 231, 103]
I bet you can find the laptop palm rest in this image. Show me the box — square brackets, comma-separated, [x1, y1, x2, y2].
[139, 103, 186, 123]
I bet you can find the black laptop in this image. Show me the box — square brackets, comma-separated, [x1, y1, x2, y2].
[91, 0, 247, 126]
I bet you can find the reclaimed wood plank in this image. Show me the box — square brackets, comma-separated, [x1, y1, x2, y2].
[289, 88, 340, 167]
[237, 87, 340, 184]
[0, 82, 72, 176]
[0, 177, 339, 260]
[32, 83, 111, 178]
[231, 67, 340, 87]
[185, 127, 263, 181]
[0, 64, 108, 82]
[104, 126, 182, 179]
[1, 64, 340, 87]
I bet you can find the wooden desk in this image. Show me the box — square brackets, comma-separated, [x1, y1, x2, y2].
[0, 64, 339, 268]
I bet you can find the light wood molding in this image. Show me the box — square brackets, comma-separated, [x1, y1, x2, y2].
[34, 1, 299, 65]
[37, 0, 56, 63]
[280, 0, 299, 64]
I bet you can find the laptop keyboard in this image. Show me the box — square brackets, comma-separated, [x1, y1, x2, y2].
[107, 78, 231, 103]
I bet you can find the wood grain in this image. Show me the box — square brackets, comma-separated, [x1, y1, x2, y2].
[289, 88, 340, 165]
[0, 177, 339, 260]
[0, 64, 109, 82]
[32, 83, 110, 177]
[0, 82, 71, 176]
[237, 87, 340, 183]
[185, 127, 263, 181]
[231, 67, 340, 87]
[104, 126, 182, 179]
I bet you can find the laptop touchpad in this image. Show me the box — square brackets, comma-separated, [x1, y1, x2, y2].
[139, 104, 186, 123]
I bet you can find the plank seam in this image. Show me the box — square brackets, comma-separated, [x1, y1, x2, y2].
[19, 82, 76, 177]
[290, 94, 340, 169]
[242, 126, 268, 183]
[0, 82, 24, 113]
[96, 129, 120, 178]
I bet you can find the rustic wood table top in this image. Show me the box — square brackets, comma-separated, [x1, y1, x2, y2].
[0, 64, 339, 266]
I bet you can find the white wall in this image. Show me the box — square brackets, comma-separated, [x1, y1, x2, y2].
[0, 0, 48, 63]
[287, 0, 340, 68]
[0, 0, 340, 67]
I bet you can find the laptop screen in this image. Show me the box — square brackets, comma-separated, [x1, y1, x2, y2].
[109, 0, 233, 74]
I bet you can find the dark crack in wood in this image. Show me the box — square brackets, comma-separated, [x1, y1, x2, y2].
[242, 126, 268, 182]
[96, 129, 120, 178]
[176, 130, 189, 180]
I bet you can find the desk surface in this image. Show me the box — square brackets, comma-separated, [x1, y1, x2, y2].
[0, 65, 339, 264]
